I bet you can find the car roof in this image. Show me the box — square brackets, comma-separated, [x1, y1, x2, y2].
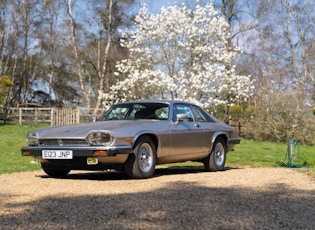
[115, 99, 195, 106]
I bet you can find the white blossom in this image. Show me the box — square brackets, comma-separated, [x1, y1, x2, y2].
[100, 2, 254, 107]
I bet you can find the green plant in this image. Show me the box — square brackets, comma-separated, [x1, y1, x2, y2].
[0, 75, 13, 105]
[229, 104, 242, 120]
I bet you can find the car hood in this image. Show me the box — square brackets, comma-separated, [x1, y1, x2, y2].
[35, 120, 160, 139]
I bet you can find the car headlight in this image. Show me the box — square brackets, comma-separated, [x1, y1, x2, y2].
[27, 131, 39, 146]
[86, 131, 115, 146]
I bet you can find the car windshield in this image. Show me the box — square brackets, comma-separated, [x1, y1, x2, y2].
[99, 103, 169, 121]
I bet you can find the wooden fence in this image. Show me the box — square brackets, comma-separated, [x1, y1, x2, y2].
[1, 107, 105, 126]
[51, 108, 80, 126]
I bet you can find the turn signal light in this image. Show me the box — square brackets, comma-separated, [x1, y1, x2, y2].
[125, 137, 132, 141]
[23, 150, 30, 156]
[93, 150, 107, 155]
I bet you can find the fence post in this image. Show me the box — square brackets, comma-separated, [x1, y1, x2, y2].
[19, 108, 22, 125]
[34, 108, 38, 124]
[51, 108, 54, 126]
[238, 121, 241, 136]
[77, 108, 80, 124]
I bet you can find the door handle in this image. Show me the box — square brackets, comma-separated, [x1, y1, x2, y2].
[194, 123, 200, 128]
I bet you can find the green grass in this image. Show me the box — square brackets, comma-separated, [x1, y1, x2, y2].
[228, 139, 315, 167]
[0, 124, 47, 174]
[0, 124, 314, 176]
[229, 139, 315, 178]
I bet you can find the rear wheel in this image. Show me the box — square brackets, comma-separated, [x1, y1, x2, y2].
[42, 164, 70, 178]
[124, 136, 156, 179]
[204, 137, 226, 172]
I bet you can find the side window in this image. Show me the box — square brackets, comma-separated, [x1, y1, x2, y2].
[173, 104, 194, 122]
[107, 107, 129, 120]
[191, 105, 208, 122]
[130, 105, 146, 119]
[155, 107, 169, 120]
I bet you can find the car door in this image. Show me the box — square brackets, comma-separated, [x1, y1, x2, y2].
[169, 103, 209, 158]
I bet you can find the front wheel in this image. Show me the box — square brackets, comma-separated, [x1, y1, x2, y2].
[42, 164, 70, 178]
[124, 136, 156, 179]
[204, 137, 226, 172]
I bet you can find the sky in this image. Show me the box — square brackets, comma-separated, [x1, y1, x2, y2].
[143, 0, 178, 13]
[138, 1, 207, 14]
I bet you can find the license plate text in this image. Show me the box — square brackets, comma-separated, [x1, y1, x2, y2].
[42, 150, 73, 159]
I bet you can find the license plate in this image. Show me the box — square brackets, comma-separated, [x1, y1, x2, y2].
[42, 150, 73, 159]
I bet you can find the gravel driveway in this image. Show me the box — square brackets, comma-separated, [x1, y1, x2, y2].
[0, 167, 314, 230]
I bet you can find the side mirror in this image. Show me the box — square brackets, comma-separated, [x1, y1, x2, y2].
[91, 115, 96, 122]
[176, 113, 189, 122]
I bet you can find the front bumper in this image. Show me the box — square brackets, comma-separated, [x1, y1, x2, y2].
[21, 145, 134, 157]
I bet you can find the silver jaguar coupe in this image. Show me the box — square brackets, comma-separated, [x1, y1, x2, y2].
[22, 100, 240, 179]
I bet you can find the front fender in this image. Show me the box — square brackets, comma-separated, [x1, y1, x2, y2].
[132, 130, 160, 155]
[132, 130, 154, 146]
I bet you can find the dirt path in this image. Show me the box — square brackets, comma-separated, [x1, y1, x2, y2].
[0, 167, 314, 229]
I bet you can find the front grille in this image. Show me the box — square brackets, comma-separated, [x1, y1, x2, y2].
[40, 139, 89, 146]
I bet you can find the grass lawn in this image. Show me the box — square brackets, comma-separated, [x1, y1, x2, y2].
[229, 139, 315, 178]
[228, 139, 315, 168]
[0, 124, 314, 176]
[0, 124, 46, 174]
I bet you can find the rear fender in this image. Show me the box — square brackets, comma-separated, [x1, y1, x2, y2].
[211, 132, 227, 148]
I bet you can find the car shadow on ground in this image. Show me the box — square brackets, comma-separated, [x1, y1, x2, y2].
[38, 166, 242, 181]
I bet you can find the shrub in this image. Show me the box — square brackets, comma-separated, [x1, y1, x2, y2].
[241, 93, 315, 144]
[0, 75, 13, 105]
[229, 105, 242, 120]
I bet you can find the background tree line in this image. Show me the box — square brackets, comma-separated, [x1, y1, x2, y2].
[0, 0, 314, 143]
[0, 0, 135, 110]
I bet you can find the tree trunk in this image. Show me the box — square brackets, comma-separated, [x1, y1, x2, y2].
[66, 0, 91, 109]
[94, 0, 113, 114]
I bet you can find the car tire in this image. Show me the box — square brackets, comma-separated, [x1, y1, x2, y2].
[42, 164, 70, 178]
[124, 136, 156, 179]
[204, 137, 226, 172]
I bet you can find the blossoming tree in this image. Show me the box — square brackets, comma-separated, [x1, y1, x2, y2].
[99, 2, 254, 109]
